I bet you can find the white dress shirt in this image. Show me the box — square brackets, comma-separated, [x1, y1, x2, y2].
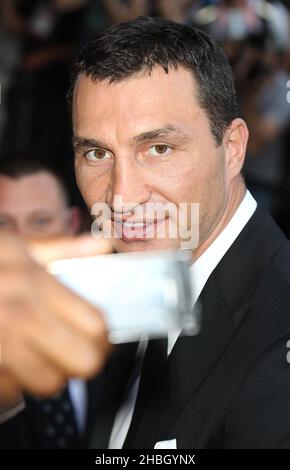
[108, 190, 257, 449]
[68, 379, 88, 433]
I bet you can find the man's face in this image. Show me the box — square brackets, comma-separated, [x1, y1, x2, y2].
[0, 171, 78, 238]
[73, 67, 235, 253]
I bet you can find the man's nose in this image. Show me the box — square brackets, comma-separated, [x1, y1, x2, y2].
[106, 158, 150, 212]
[16, 224, 34, 238]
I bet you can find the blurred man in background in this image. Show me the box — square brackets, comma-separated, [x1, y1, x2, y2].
[0, 157, 81, 238]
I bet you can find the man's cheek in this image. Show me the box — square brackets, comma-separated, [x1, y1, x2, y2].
[77, 176, 106, 207]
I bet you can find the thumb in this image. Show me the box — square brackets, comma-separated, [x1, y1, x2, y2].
[27, 233, 113, 266]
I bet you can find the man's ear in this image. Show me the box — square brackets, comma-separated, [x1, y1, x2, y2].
[66, 206, 82, 235]
[224, 118, 249, 180]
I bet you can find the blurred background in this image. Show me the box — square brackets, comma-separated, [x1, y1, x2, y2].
[0, 0, 289, 236]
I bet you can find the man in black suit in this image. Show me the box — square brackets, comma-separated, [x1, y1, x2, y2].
[70, 16, 290, 449]
[1, 16, 290, 449]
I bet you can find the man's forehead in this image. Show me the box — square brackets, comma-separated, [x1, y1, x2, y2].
[72, 67, 202, 138]
[73, 66, 198, 104]
[0, 172, 64, 200]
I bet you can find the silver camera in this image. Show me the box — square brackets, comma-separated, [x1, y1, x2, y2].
[48, 250, 200, 344]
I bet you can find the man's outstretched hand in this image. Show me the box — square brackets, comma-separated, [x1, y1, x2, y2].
[0, 232, 112, 406]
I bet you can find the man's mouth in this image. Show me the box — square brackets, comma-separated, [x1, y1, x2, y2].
[111, 218, 167, 241]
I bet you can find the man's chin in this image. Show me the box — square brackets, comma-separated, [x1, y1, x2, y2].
[112, 237, 181, 253]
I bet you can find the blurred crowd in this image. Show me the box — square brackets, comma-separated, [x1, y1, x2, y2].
[0, 0, 290, 237]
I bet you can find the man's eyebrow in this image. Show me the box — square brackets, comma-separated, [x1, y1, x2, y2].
[130, 125, 189, 144]
[72, 125, 189, 150]
[72, 136, 110, 150]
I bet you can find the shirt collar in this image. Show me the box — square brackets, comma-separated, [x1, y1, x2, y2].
[190, 190, 257, 306]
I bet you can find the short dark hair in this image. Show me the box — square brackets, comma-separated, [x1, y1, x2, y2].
[68, 16, 238, 145]
[0, 154, 70, 205]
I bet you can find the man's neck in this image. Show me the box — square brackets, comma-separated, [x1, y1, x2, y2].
[193, 179, 246, 262]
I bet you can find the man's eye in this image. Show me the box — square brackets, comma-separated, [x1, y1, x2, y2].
[85, 149, 112, 161]
[33, 218, 51, 226]
[0, 220, 9, 228]
[147, 144, 171, 158]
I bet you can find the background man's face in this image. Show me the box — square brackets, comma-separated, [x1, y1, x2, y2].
[73, 66, 230, 253]
[0, 171, 78, 238]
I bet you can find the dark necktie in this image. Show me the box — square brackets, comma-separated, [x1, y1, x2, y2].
[26, 387, 79, 449]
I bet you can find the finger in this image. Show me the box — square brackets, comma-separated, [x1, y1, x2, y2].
[0, 232, 31, 265]
[27, 233, 113, 265]
[0, 260, 108, 342]
[34, 266, 110, 341]
[28, 314, 110, 379]
[0, 372, 22, 406]
[1, 342, 66, 397]
[1, 296, 110, 379]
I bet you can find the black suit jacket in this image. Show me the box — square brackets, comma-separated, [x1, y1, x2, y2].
[90, 208, 290, 449]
